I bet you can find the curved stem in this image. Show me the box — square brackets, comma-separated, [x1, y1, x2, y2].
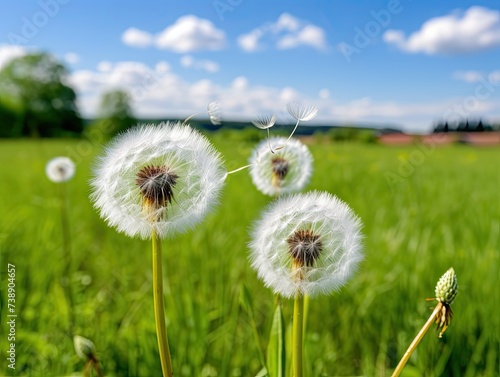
[152, 229, 173, 377]
[292, 293, 304, 377]
[391, 302, 443, 377]
[275, 120, 300, 151]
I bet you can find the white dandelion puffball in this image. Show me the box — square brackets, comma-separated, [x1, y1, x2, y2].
[249, 192, 364, 298]
[90, 123, 226, 239]
[46, 157, 75, 182]
[249, 137, 313, 196]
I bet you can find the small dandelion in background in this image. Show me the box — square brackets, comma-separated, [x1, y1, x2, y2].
[90, 122, 225, 377]
[46, 156, 76, 334]
[74, 335, 103, 377]
[46, 157, 75, 183]
[249, 137, 313, 196]
[249, 191, 363, 377]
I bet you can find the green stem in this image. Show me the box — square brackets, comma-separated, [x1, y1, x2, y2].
[292, 293, 304, 377]
[391, 302, 443, 377]
[60, 182, 74, 335]
[152, 229, 173, 377]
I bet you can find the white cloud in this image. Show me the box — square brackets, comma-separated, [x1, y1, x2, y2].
[122, 27, 153, 48]
[69, 60, 500, 132]
[489, 70, 500, 83]
[180, 55, 219, 73]
[384, 6, 500, 55]
[319, 89, 330, 99]
[238, 13, 327, 52]
[0, 44, 27, 69]
[453, 70, 483, 83]
[155, 15, 225, 52]
[277, 24, 327, 50]
[64, 52, 79, 65]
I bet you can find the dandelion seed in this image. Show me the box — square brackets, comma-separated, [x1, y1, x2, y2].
[249, 137, 313, 196]
[249, 191, 364, 298]
[90, 122, 226, 240]
[287, 102, 318, 122]
[252, 114, 276, 130]
[208, 101, 222, 125]
[46, 157, 75, 183]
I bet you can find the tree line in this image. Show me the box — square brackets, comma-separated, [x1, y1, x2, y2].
[0, 52, 135, 139]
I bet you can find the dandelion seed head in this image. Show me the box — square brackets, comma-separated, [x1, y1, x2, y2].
[90, 122, 226, 239]
[249, 191, 364, 298]
[249, 137, 312, 196]
[46, 157, 75, 183]
[73, 335, 96, 360]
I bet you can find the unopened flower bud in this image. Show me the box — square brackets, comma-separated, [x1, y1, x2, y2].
[435, 267, 458, 305]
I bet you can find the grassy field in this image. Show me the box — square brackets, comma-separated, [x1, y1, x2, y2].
[0, 133, 499, 376]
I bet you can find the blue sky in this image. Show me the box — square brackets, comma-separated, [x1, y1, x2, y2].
[1, 0, 499, 132]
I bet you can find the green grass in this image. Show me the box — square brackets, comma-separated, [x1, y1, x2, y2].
[0, 134, 499, 376]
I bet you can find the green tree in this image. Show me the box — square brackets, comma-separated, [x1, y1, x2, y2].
[0, 52, 82, 137]
[85, 89, 136, 141]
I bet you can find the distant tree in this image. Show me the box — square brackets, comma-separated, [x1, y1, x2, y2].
[476, 120, 484, 132]
[0, 96, 22, 137]
[85, 89, 136, 141]
[0, 52, 82, 137]
[444, 122, 449, 133]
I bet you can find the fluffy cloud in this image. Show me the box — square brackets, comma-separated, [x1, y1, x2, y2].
[122, 27, 153, 48]
[238, 13, 327, 52]
[122, 15, 225, 53]
[156, 15, 225, 52]
[384, 6, 500, 55]
[68, 60, 500, 132]
[0, 44, 27, 69]
[180, 55, 219, 73]
[64, 52, 79, 65]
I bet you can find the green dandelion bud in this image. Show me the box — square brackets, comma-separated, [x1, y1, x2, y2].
[435, 267, 458, 305]
[74, 335, 96, 360]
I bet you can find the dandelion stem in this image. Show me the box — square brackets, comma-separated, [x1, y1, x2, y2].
[59, 182, 74, 335]
[152, 229, 173, 377]
[292, 293, 304, 377]
[275, 120, 300, 151]
[391, 301, 443, 377]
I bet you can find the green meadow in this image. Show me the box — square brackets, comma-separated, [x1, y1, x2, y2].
[0, 133, 498, 376]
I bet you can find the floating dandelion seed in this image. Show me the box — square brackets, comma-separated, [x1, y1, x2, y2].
[90, 122, 226, 240]
[207, 101, 222, 125]
[46, 157, 75, 183]
[249, 191, 364, 298]
[275, 102, 318, 151]
[287, 102, 319, 122]
[249, 137, 313, 196]
[252, 114, 276, 130]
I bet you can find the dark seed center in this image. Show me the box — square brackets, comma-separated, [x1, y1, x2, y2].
[135, 165, 179, 212]
[271, 157, 289, 181]
[287, 229, 322, 267]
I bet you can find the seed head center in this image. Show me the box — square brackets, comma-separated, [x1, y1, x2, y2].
[287, 229, 322, 267]
[135, 165, 179, 212]
[271, 157, 289, 183]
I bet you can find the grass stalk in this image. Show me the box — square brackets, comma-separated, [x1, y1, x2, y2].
[152, 229, 173, 377]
